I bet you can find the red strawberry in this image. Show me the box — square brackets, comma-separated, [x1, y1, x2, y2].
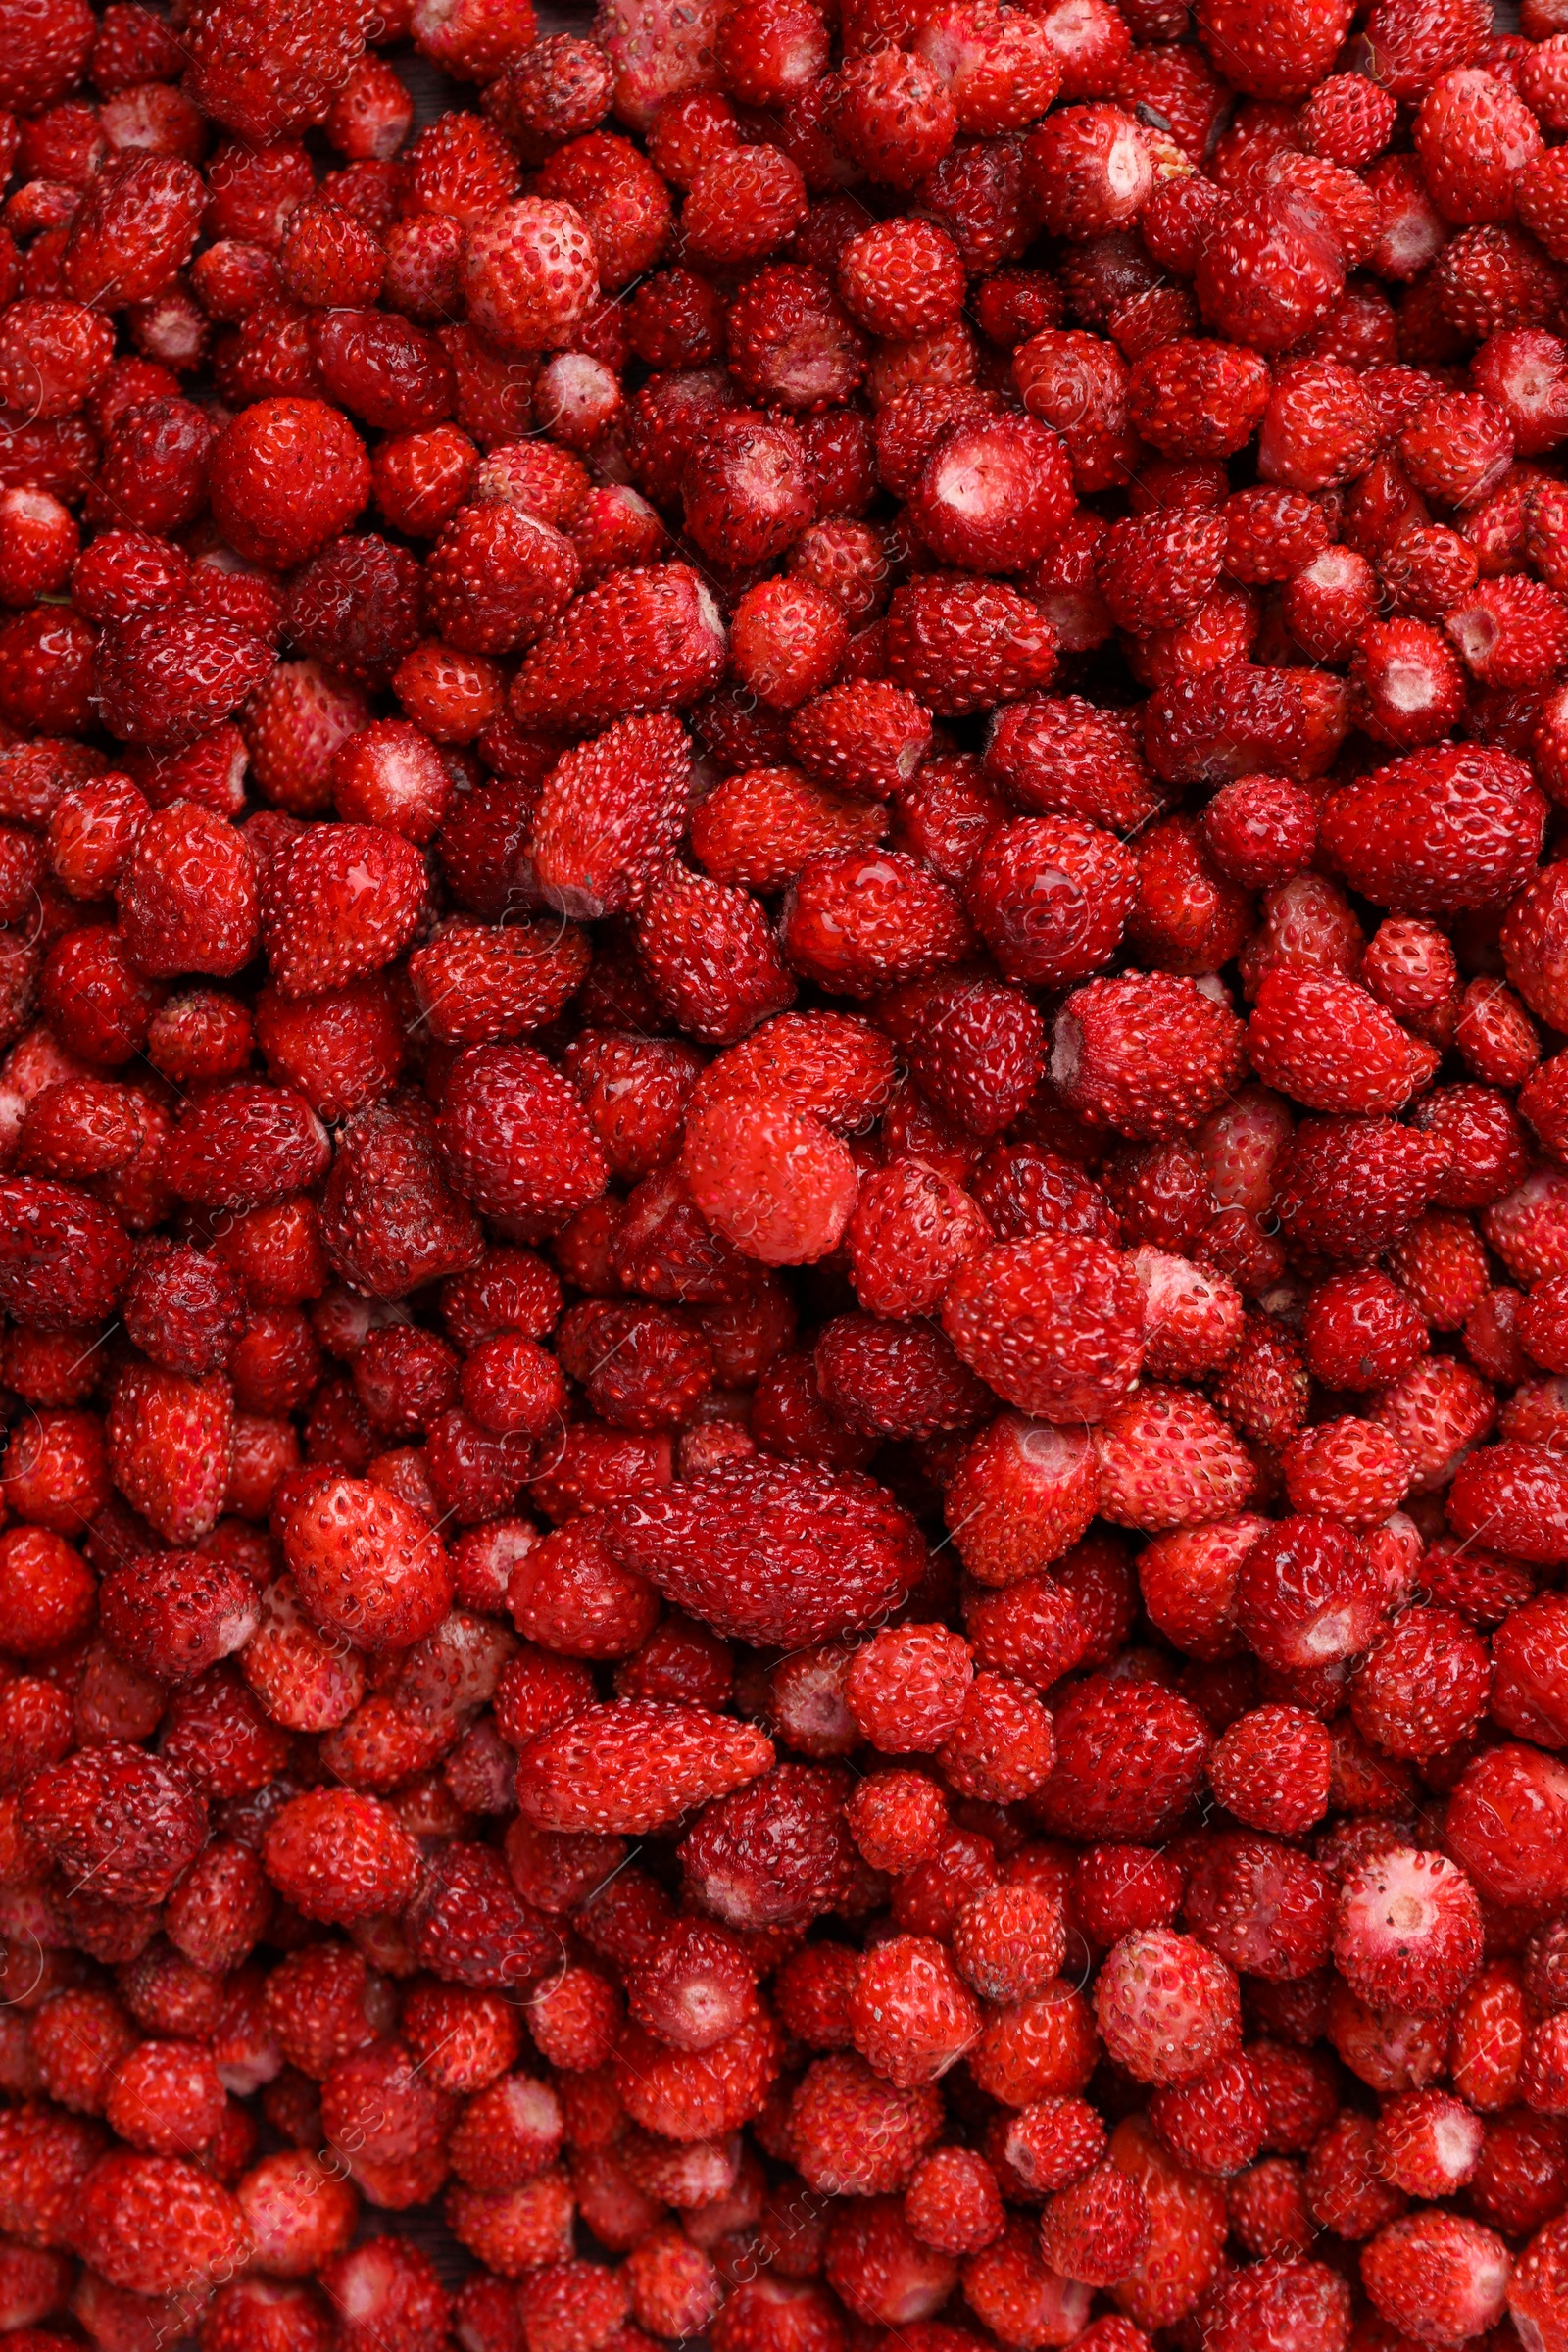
[245, 659, 371, 818]
[1037, 1676, 1210, 1841]
[637, 860, 797, 1045]
[424, 503, 580, 657]
[1093, 1383, 1257, 1532]
[261, 820, 427, 997]
[788, 680, 932, 801]
[117, 801, 260, 979]
[208, 397, 371, 572]
[876, 974, 1044, 1137]
[1272, 1117, 1451, 1259]
[99, 1550, 259, 1684]
[95, 610, 274, 754]
[1246, 969, 1439, 1114]
[1319, 743, 1545, 914]
[21, 1742, 208, 1908]
[262, 1787, 423, 1924]
[1052, 972, 1248, 1141]
[602, 1456, 926, 1645]
[283, 1474, 453, 1652]
[942, 1234, 1144, 1423]
[183, 0, 373, 142]
[1110, 2118, 1230, 2328]
[1097, 508, 1228, 635]
[514, 1700, 774, 1834]
[69, 2149, 251, 2300]
[106, 1363, 232, 1546]
[437, 1042, 609, 1229]
[0, 1179, 131, 1330]
[884, 576, 1057, 716]
[319, 1094, 483, 1299]
[528, 712, 691, 919]
[510, 564, 726, 735]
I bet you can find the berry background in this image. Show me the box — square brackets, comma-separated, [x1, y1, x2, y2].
[268, 24, 663, 2315]
[15, 0, 1568, 2332]
[359, 14, 1541, 2322]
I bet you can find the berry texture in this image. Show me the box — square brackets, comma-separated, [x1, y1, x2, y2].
[0, 0, 1562, 2339]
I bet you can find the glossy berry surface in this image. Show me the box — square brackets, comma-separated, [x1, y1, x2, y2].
[1, 0, 1568, 2340]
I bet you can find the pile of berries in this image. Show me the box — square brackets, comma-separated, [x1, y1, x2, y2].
[19, 0, 1568, 2340]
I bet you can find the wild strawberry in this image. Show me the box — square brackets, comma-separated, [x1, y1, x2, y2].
[510, 1700, 771, 1837]
[1052, 972, 1248, 1141]
[1096, 1928, 1242, 2087]
[837, 217, 963, 344]
[789, 682, 932, 801]
[1035, 1671, 1210, 1842]
[208, 396, 370, 570]
[1363, 2211, 1511, 2346]
[884, 575, 1057, 716]
[1195, 190, 1345, 353]
[23, 1741, 206, 1907]
[99, 1547, 258, 1684]
[1141, 351, 1281, 493]
[1094, 1384, 1257, 1532]
[71, 2148, 251, 2300]
[966, 816, 1138, 989]
[1416, 66, 1543, 223]
[511, 564, 726, 736]
[1272, 1116, 1452, 1260]
[105, 1362, 232, 1547]
[1330, 1843, 1485, 2026]
[1399, 387, 1514, 507]
[909, 414, 1075, 577]
[1247, 970, 1439, 1115]
[229, 2150, 357, 2288]
[848, 1158, 992, 1320]
[603, 1454, 924, 1646]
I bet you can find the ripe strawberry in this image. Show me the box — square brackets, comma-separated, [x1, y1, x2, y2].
[1272, 1117, 1452, 1260]
[1246, 970, 1440, 1115]
[603, 1455, 925, 1645]
[1035, 1673, 1210, 1843]
[263, 1787, 422, 1925]
[941, 1234, 1144, 1424]
[104, 1362, 232, 1547]
[1052, 972, 1248, 1141]
[849, 1158, 993, 1319]
[510, 564, 726, 735]
[1095, 1927, 1242, 2090]
[425, 504, 580, 659]
[22, 1741, 207, 1907]
[462, 196, 600, 355]
[984, 695, 1162, 833]
[783, 847, 972, 998]
[1195, 191, 1345, 354]
[183, 0, 372, 143]
[909, 414, 1075, 578]
[281, 1474, 452, 1653]
[876, 975, 1044, 1138]
[1416, 66, 1543, 223]
[884, 577, 1057, 716]
[260, 820, 425, 997]
[70, 2148, 251, 2300]
[513, 1701, 772, 1836]
[1093, 1384, 1257, 1532]
[1195, 0, 1353, 96]
[789, 680, 932, 801]
[99, 1548, 258, 1684]
[528, 713, 690, 920]
[1363, 2211, 1511, 2346]
[209, 396, 371, 570]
